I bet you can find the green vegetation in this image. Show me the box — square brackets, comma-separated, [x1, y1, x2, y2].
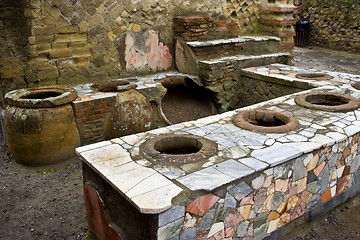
[250, 28, 263, 34]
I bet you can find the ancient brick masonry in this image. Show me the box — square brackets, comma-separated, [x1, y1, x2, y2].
[261, 0, 297, 51]
[174, 16, 239, 42]
[73, 96, 113, 145]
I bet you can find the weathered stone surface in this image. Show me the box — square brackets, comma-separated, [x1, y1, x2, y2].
[236, 221, 250, 238]
[186, 194, 220, 217]
[159, 206, 185, 227]
[197, 209, 216, 232]
[293, 157, 308, 181]
[228, 181, 254, 201]
[224, 192, 237, 208]
[158, 217, 184, 240]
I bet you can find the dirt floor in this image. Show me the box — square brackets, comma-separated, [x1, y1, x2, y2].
[1, 47, 360, 240]
[0, 128, 88, 239]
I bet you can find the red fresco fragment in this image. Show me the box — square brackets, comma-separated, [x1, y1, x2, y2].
[84, 185, 123, 240]
[186, 193, 220, 216]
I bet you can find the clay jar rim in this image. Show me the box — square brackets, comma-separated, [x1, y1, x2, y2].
[5, 86, 77, 108]
[139, 134, 218, 165]
[93, 80, 137, 92]
[294, 91, 360, 112]
[232, 109, 299, 133]
[295, 73, 333, 80]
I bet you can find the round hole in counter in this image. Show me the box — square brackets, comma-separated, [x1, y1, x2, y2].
[232, 109, 299, 133]
[140, 134, 217, 164]
[295, 73, 333, 80]
[295, 92, 360, 112]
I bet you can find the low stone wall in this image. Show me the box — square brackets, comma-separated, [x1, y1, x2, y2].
[295, 0, 360, 52]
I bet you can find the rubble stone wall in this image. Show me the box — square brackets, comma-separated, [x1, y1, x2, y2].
[0, 0, 262, 105]
[295, 0, 360, 52]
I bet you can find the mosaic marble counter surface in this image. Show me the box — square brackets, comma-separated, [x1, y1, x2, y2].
[77, 65, 360, 240]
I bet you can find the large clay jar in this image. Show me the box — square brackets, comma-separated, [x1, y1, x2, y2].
[3, 86, 80, 166]
[94, 80, 153, 139]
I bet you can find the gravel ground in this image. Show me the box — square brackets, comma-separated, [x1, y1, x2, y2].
[0, 47, 359, 240]
[0, 122, 88, 239]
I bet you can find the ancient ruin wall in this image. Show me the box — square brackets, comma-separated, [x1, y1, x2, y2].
[295, 0, 360, 52]
[0, 0, 262, 104]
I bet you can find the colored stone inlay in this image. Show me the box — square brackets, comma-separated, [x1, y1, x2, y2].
[185, 194, 220, 216]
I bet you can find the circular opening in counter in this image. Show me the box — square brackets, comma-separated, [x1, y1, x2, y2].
[232, 109, 298, 133]
[5, 86, 77, 108]
[351, 82, 360, 91]
[21, 91, 62, 99]
[295, 92, 360, 112]
[295, 73, 333, 80]
[140, 134, 217, 164]
[94, 80, 137, 92]
[154, 136, 203, 155]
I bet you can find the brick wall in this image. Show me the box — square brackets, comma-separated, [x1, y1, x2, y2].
[260, 0, 297, 51]
[174, 16, 239, 42]
[72, 96, 114, 145]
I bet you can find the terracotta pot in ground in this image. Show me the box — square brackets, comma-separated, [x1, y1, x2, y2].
[3, 86, 80, 166]
[94, 80, 153, 139]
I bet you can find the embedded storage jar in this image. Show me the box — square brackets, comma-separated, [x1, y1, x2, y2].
[295, 91, 360, 112]
[159, 77, 217, 124]
[93, 80, 153, 139]
[3, 86, 80, 166]
[140, 134, 218, 164]
[295, 73, 333, 80]
[232, 109, 299, 133]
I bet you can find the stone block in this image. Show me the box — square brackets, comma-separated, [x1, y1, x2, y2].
[48, 7, 61, 18]
[33, 61, 57, 71]
[0, 65, 23, 78]
[55, 34, 71, 43]
[28, 53, 49, 62]
[73, 48, 91, 58]
[35, 35, 54, 44]
[74, 57, 90, 66]
[36, 69, 59, 79]
[69, 42, 87, 49]
[52, 43, 68, 50]
[24, 8, 42, 18]
[33, 26, 55, 35]
[37, 44, 52, 53]
[55, 25, 79, 34]
[71, 33, 87, 42]
[49, 49, 72, 59]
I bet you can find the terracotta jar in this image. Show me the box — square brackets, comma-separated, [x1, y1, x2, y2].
[3, 86, 80, 166]
[94, 80, 153, 139]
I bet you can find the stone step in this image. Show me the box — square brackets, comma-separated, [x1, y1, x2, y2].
[198, 52, 291, 85]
